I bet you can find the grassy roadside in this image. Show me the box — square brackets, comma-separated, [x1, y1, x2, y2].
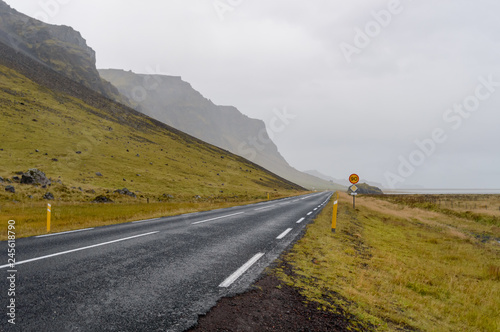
[275, 192, 500, 331]
[0, 192, 307, 241]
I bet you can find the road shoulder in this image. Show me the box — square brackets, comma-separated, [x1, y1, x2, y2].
[187, 260, 368, 332]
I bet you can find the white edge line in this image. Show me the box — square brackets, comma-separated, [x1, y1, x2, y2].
[36, 228, 94, 238]
[296, 217, 305, 224]
[191, 212, 245, 225]
[219, 252, 265, 288]
[0, 231, 159, 269]
[307, 211, 313, 215]
[276, 228, 293, 240]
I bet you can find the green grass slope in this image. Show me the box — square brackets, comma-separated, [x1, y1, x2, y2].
[0, 63, 305, 203]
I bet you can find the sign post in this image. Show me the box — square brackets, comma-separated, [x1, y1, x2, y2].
[349, 174, 359, 209]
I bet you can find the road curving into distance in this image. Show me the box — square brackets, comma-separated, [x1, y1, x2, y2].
[1, 191, 333, 331]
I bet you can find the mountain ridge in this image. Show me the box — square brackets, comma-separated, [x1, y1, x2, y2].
[0, 0, 124, 102]
[100, 69, 344, 190]
[98, 69, 290, 168]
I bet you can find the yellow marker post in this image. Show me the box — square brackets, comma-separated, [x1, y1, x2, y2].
[331, 192, 339, 233]
[47, 203, 51, 233]
[267, 193, 270, 200]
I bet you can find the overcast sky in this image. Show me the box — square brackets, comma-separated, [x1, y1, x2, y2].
[5, 0, 500, 189]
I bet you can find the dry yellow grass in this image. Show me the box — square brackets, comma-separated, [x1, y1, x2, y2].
[276, 192, 500, 331]
[437, 195, 500, 217]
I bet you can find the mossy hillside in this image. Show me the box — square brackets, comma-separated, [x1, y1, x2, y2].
[0, 64, 304, 203]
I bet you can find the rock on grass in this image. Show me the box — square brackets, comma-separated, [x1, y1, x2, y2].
[92, 195, 113, 203]
[21, 168, 51, 186]
[43, 192, 54, 200]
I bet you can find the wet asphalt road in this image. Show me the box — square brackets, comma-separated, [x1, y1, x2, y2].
[1, 191, 332, 331]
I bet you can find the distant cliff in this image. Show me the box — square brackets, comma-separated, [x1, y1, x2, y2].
[99, 69, 343, 190]
[98, 69, 287, 169]
[0, 1, 123, 102]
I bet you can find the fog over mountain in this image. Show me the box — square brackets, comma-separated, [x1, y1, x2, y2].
[0, 1, 307, 200]
[99, 69, 342, 190]
[1, 0, 340, 190]
[4, 0, 500, 190]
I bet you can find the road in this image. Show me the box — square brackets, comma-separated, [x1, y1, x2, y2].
[1, 191, 333, 331]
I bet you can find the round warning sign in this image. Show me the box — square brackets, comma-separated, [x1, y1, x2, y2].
[349, 174, 359, 184]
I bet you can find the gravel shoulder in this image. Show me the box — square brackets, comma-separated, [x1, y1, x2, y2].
[187, 261, 367, 332]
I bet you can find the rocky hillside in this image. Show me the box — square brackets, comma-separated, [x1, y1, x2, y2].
[0, 1, 124, 102]
[99, 69, 343, 191]
[0, 38, 305, 202]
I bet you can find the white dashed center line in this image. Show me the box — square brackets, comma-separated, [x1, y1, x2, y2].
[254, 205, 276, 211]
[191, 212, 245, 225]
[219, 253, 265, 288]
[276, 228, 293, 240]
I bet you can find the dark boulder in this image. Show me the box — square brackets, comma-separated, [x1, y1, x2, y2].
[5, 185, 15, 193]
[92, 195, 113, 203]
[114, 188, 137, 198]
[21, 169, 51, 186]
[43, 192, 54, 200]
